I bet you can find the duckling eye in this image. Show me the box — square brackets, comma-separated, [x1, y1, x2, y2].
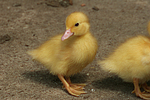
[75, 23, 79, 27]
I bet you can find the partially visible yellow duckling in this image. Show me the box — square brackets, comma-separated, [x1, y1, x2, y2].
[28, 12, 98, 96]
[98, 21, 150, 99]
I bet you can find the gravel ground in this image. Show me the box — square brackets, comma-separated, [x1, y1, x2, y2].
[0, 0, 150, 100]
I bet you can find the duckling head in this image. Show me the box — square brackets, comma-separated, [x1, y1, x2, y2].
[61, 12, 90, 41]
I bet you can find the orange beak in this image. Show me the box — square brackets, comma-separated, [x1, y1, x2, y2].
[61, 29, 74, 41]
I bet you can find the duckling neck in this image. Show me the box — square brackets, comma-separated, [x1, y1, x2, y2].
[71, 32, 91, 41]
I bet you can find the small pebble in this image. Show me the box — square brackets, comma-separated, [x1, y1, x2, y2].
[91, 89, 95, 92]
[46, 1, 59, 7]
[69, 0, 73, 5]
[25, 44, 29, 47]
[7, 7, 10, 9]
[13, 4, 22, 7]
[92, 6, 99, 11]
[59, 0, 70, 7]
[86, 73, 89, 76]
[81, 4, 86, 7]
[0, 34, 11, 44]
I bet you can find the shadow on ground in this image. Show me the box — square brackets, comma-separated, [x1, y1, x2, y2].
[92, 76, 134, 94]
[22, 70, 88, 88]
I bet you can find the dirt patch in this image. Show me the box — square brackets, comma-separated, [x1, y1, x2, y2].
[1, 0, 150, 99]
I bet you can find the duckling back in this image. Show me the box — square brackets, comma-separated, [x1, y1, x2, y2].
[99, 35, 150, 83]
[27, 34, 62, 67]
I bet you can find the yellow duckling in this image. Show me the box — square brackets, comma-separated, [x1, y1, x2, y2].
[98, 21, 150, 99]
[28, 12, 98, 96]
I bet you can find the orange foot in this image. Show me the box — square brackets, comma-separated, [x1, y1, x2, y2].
[58, 74, 87, 96]
[142, 83, 150, 93]
[65, 77, 86, 90]
[132, 78, 150, 99]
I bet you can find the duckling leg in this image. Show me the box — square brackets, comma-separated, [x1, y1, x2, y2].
[58, 74, 86, 96]
[142, 83, 150, 92]
[132, 78, 150, 99]
[66, 77, 86, 90]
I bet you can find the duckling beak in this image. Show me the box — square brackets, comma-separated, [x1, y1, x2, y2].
[61, 29, 74, 41]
